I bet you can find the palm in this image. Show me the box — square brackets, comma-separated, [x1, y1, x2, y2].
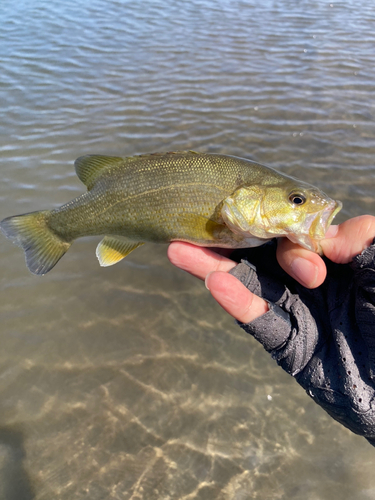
[168, 215, 375, 324]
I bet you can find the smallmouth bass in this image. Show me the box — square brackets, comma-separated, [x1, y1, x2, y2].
[0, 151, 342, 275]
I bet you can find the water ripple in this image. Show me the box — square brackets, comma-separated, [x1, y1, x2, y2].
[1, 0, 375, 498]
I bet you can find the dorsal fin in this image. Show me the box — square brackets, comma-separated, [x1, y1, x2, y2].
[74, 155, 124, 189]
[74, 152, 201, 190]
[137, 150, 200, 158]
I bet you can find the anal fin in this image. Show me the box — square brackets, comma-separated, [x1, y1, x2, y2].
[96, 236, 144, 267]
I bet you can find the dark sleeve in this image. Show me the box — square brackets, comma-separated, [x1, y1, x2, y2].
[229, 240, 375, 446]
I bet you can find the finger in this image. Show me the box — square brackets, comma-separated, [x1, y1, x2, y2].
[167, 241, 236, 280]
[320, 215, 375, 264]
[277, 238, 327, 288]
[205, 271, 269, 323]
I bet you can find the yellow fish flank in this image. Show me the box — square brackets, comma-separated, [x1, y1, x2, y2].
[0, 151, 342, 275]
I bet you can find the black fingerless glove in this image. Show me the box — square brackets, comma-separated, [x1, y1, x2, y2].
[229, 240, 375, 446]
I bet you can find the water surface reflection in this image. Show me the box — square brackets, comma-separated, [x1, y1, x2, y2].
[1, 0, 375, 498]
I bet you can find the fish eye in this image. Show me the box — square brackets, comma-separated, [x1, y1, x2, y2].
[288, 192, 306, 206]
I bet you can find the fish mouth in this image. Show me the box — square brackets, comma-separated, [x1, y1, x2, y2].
[316, 199, 343, 237]
[301, 199, 342, 240]
[291, 199, 342, 253]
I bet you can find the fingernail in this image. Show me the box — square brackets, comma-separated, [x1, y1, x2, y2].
[325, 225, 339, 238]
[291, 258, 318, 288]
[205, 272, 213, 290]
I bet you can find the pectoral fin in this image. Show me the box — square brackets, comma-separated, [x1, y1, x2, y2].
[96, 236, 144, 267]
[177, 213, 227, 241]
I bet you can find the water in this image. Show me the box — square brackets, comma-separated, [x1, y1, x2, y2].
[1, 0, 375, 498]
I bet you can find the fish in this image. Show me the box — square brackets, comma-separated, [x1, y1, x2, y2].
[0, 151, 342, 275]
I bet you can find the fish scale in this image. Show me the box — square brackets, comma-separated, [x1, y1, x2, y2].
[0, 151, 342, 275]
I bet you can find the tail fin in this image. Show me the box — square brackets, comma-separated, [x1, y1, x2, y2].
[0, 211, 71, 275]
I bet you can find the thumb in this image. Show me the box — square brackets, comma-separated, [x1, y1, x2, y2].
[320, 215, 375, 264]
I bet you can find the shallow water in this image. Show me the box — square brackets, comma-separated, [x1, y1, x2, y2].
[1, 0, 375, 498]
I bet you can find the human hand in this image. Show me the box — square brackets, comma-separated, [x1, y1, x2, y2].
[168, 215, 375, 324]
